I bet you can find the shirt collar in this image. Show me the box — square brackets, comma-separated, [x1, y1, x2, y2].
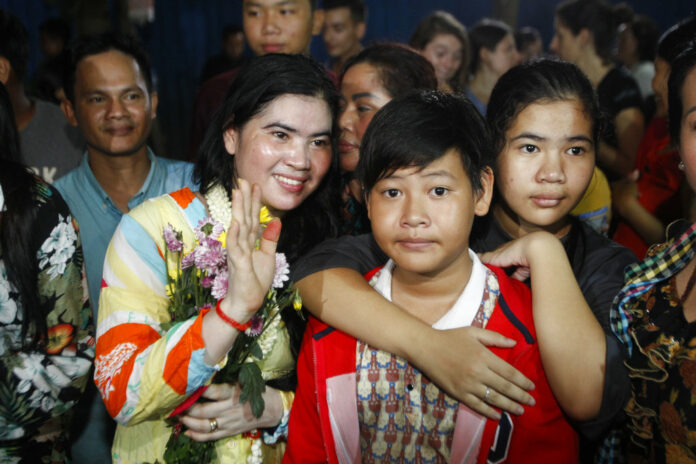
[80, 147, 158, 207]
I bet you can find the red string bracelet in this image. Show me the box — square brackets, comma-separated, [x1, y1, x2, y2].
[215, 300, 251, 331]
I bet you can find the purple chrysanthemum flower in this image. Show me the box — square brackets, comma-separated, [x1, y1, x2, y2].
[211, 269, 229, 300]
[201, 275, 214, 288]
[163, 224, 183, 252]
[245, 315, 264, 337]
[273, 253, 290, 289]
[195, 217, 224, 241]
[181, 252, 195, 269]
[194, 237, 226, 273]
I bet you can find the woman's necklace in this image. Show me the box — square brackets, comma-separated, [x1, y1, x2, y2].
[204, 184, 232, 229]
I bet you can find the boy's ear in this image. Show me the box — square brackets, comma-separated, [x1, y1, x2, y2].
[474, 167, 494, 217]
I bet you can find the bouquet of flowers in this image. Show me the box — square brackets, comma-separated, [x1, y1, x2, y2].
[159, 208, 301, 464]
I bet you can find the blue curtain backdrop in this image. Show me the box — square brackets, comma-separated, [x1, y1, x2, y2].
[0, 0, 692, 161]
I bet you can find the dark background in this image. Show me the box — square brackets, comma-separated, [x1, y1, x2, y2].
[0, 0, 693, 161]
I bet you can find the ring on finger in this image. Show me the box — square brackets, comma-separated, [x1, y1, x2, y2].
[483, 387, 491, 403]
[209, 418, 218, 433]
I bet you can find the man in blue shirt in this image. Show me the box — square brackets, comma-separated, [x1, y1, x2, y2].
[55, 33, 196, 463]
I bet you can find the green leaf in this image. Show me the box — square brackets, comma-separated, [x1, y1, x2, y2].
[249, 341, 263, 360]
[238, 363, 266, 418]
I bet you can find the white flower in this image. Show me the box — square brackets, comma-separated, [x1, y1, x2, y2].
[273, 253, 289, 289]
[0, 262, 18, 324]
[37, 215, 77, 280]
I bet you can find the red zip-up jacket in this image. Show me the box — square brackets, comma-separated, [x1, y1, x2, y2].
[284, 265, 578, 463]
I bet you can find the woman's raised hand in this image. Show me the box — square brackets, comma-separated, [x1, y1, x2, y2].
[219, 179, 281, 323]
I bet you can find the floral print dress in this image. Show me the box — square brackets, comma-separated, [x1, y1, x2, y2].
[0, 179, 94, 463]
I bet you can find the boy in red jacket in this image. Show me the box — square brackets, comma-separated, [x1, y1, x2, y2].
[284, 91, 578, 463]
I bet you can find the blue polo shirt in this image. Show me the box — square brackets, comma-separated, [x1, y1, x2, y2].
[55, 149, 197, 321]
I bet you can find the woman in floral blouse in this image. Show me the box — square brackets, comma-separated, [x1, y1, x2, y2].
[610, 44, 696, 462]
[0, 82, 94, 462]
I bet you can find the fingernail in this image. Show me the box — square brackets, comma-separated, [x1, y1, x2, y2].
[528, 397, 536, 406]
[515, 406, 524, 415]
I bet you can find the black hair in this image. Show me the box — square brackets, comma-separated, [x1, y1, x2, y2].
[627, 14, 659, 62]
[39, 17, 71, 43]
[0, 9, 29, 80]
[469, 18, 513, 75]
[668, 45, 696, 144]
[63, 33, 152, 104]
[195, 53, 340, 263]
[408, 11, 470, 91]
[555, 0, 619, 63]
[515, 27, 542, 52]
[487, 58, 601, 161]
[222, 24, 243, 41]
[342, 43, 438, 99]
[357, 90, 491, 198]
[323, 0, 366, 23]
[0, 82, 47, 345]
[195, 54, 340, 390]
[657, 16, 696, 64]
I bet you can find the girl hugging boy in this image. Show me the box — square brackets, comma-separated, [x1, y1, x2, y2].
[284, 91, 578, 463]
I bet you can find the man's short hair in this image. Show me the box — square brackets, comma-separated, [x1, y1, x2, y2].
[323, 0, 366, 23]
[0, 9, 30, 80]
[63, 33, 153, 104]
[357, 91, 492, 198]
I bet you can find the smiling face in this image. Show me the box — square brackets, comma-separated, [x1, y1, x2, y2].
[494, 99, 595, 238]
[62, 49, 157, 159]
[367, 149, 493, 277]
[224, 94, 333, 216]
[421, 33, 463, 86]
[242, 0, 321, 56]
[338, 62, 392, 172]
[322, 6, 364, 61]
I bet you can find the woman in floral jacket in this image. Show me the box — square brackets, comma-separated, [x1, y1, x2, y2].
[0, 82, 94, 462]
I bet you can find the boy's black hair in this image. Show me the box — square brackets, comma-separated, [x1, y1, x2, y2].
[357, 90, 491, 198]
[323, 0, 366, 23]
[63, 33, 153, 104]
[668, 45, 696, 143]
[0, 9, 30, 80]
[487, 58, 601, 162]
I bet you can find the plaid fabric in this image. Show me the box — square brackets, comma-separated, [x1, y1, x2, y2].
[598, 220, 696, 463]
[609, 220, 696, 356]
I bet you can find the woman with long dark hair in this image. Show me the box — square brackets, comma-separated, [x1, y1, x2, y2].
[94, 54, 340, 462]
[0, 81, 93, 462]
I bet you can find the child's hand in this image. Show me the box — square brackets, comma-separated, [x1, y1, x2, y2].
[219, 179, 281, 323]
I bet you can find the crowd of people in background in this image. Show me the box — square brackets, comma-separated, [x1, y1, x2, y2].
[1, 0, 696, 462]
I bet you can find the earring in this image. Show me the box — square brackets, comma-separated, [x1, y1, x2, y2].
[679, 161, 686, 171]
